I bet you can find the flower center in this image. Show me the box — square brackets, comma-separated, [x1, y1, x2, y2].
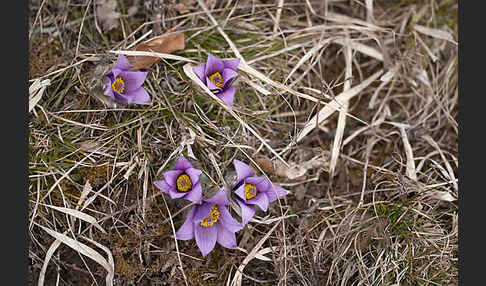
[209, 72, 223, 88]
[112, 77, 125, 94]
[200, 204, 220, 227]
[176, 174, 192, 192]
[244, 184, 257, 200]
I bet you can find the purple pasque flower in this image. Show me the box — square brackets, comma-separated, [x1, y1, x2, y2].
[232, 160, 289, 225]
[175, 189, 242, 256]
[154, 155, 202, 203]
[193, 54, 240, 107]
[102, 54, 152, 105]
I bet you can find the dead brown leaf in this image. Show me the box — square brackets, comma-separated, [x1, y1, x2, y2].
[128, 32, 185, 69]
[254, 155, 307, 180]
[170, 3, 190, 14]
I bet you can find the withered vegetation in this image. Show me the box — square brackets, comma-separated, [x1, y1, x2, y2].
[29, 0, 458, 285]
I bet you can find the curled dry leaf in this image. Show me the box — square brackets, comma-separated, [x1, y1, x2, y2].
[128, 32, 185, 69]
[255, 155, 306, 180]
[96, 0, 121, 32]
[254, 154, 330, 180]
[429, 190, 457, 202]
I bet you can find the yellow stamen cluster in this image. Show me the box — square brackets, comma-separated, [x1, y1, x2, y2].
[176, 174, 192, 192]
[244, 184, 257, 200]
[200, 204, 220, 227]
[209, 72, 223, 88]
[112, 77, 125, 93]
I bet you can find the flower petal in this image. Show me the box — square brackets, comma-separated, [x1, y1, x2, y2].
[195, 224, 217, 256]
[218, 206, 242, 232]
[126, 87, 152, 105]
[216, 224, 237, 249]
[163, 170, 184, 188]
[166, 188, 188, 199]
[223, 58, 240, 71]
[205, 76, 223, 94]
[175, 207, 196, 240]
[154, 179, 170, 193]
[174, 155, 192, 171]
[121, 71, 147, 91]
[205, 189, 230, 206]
[104, 71, 115, 82]
[266, 183, 289, 203]
[234, 160, 254, 187]
[102, 76, 114, 99]
[247, 192, 269, 212]
[186, 167, 202, 185]
[236, 198, 256, 226]
[111, 68, 123, 79]
[222, 68, 238, 88]
[234, 183, 247, 202]
[245, 177, 271, 193]
[205, 54, 224, 76]
[193, 64, 206, 84]
[112, 92, 131, 104]
[217, 86, 235, 106]
[193, 203, 212, 223]
[183, 182, 202, 203]
[114, 54, 130, 71]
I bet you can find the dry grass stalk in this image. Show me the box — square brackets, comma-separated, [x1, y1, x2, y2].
[296, 69, 383, 143]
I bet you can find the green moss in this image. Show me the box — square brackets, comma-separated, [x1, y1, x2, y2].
[376, 201, 413, 241]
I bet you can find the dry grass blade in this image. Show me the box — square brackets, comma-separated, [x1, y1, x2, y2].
[422, 134, 458, 191]
[238, 60, 318, 104]
[296, 69, 383, 142]
[324, 12, 387, 32]
[196, 0, 243, 60]
[183, 63, 289, 167]
[399, 127, 417, 181]
[78, 180, 92, 208]
[110, 50, 196, 64]
[37, 225, 114, 286]
[369, 65, 398, 108]
[29, 177, 41, 231]
[230, 221, 281, 286]
[29, 79, 51, 112]
[37, 238, 62, 286]
[332, 38, 384, 61]
[30, 56, 97, 81]
[273, 0, 284, 33]
[142, 162, 149, 220]
[236, 246, 277, 262]
[238, 61, 368, 125]
[160, 195, 189, 286]
[284, 38, 331, 83]
[45, 205, 106, 234]
[343, 117, 384, 146]
[247, 41, 313, 65]
[329, 36, 352, 177]
[414, 24, 457, 44]
[82, 236, 115, 286]
[239, 75, 272, 95]
[365, 0, 375, 23]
